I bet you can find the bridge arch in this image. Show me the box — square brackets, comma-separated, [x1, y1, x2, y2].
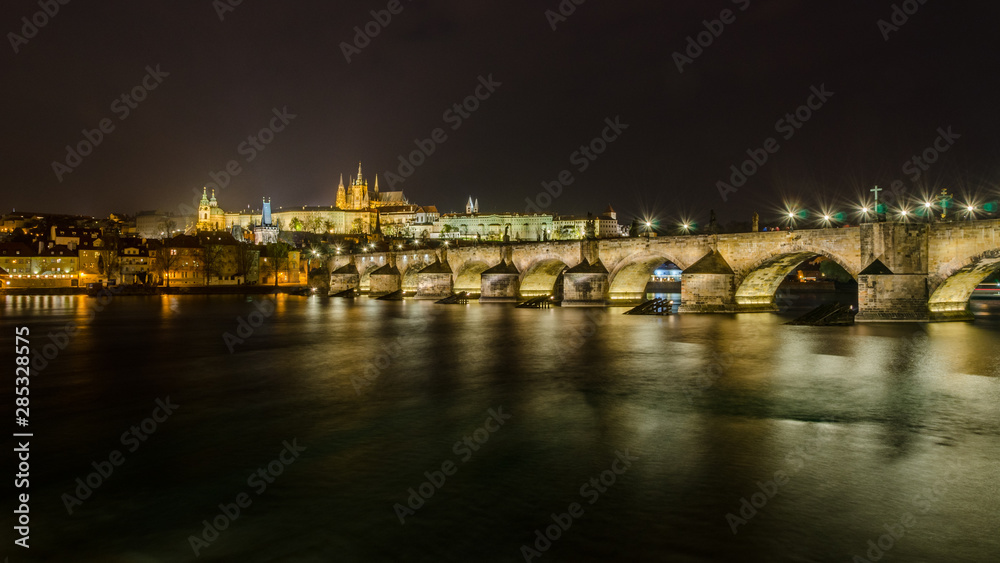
[734, 249, 857, 307]
[455, 261, 490, 293]
[928, 249, 1000, 319]
[357, 257, 387, 292]
[607, 253, 686, 304]
[401, 265, 421, 293]
[520, 258, 570, 297]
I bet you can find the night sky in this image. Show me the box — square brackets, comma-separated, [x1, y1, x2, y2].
[3, 0, 1000, 225]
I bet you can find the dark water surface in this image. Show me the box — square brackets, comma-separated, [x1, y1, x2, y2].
[2, 295, 999, 562]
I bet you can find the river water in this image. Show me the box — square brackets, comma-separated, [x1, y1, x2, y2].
[2, 295, 999, 562]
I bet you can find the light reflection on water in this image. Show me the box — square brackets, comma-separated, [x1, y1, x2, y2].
[1, 295, 999, 562]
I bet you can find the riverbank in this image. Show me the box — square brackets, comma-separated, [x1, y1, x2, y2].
[0, 284, 310, 296]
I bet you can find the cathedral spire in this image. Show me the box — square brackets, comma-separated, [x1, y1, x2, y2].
[336, 173, 347, 209]
[356, 162, 363, 185]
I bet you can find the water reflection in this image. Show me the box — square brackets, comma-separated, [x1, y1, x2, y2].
[1, 295, 998, 562]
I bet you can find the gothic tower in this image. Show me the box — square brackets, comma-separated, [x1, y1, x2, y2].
[336, 173, 346, 209]
[349, 162, 369, 209]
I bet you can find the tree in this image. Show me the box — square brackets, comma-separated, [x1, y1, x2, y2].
[261, 241, 292, 288]
[290, 217, 304, 232]
[234, 243, 259, 284]
[819, 259, 854, 284]
[306, 217, 324, 233]
[95, 236, 121, 283]
[155, 246, 181, 288]
[322, 219, 335, 234]
[157, 218, 178, 238]
[200, 244, 225, 285]
[350, 218, 364, 234]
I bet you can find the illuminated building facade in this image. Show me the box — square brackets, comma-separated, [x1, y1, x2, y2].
[197, 188, 227, 231]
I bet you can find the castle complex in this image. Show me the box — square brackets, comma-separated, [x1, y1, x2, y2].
[187, 162, 622, 242]
[213, 163, 421, 237]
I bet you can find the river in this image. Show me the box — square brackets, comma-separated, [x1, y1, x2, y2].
[2, 294, 999, 562]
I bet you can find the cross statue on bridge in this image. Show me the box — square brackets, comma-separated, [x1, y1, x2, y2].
[871, 185, 882, 203]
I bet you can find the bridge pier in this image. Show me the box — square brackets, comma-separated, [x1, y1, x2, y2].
[329, 261, 360, 296]
[561, 259, 610, 307]
[480, 261, 520, 302]
[855, 224, 931, 323]
[856, 273, 930, 322]
[369, 255, 401, 297]
[415, 259, 454, 300]
[677, 250, 737, 313]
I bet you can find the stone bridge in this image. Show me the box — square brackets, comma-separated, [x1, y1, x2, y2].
[329, 220, 1000, 322]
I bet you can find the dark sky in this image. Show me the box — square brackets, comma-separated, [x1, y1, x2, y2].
[3, 0, 999, 225]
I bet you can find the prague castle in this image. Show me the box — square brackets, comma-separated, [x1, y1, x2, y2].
[208, 163, 429, 238]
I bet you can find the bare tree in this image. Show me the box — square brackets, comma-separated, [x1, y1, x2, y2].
[96, 235, 122, 283]
[155, 246, 181, 288]
[261, 242, 292, 288]
[157, 218, 178, 238]
[200, 244, 225, 285]
[234, 242, 259, 284]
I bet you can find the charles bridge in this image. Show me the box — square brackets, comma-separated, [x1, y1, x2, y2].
[328, 220, 1000, 322]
